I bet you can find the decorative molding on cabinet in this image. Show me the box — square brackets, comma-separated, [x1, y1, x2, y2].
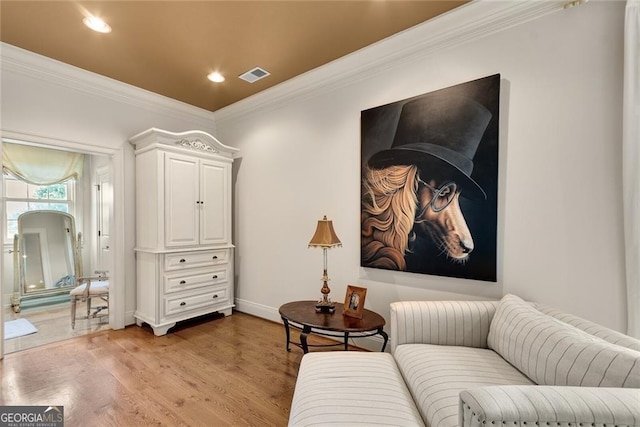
[129, 127, 239, 159]
[176, 138, 219, 154]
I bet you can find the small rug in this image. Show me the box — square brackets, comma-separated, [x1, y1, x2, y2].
[4, 318, 38, 339]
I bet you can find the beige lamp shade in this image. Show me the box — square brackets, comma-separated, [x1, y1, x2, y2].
[308, 215, 342, 248]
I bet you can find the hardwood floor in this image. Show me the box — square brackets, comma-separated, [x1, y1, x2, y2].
[1, 311, 346, 426]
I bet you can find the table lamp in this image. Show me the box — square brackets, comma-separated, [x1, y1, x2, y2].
[308, 215, 342, 313]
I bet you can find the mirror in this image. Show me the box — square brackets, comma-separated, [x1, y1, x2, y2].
[12, 210, 82, 312]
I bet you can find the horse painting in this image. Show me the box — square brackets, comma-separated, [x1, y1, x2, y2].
[360, 74, 500, 281]
[361, 164, 473, 271]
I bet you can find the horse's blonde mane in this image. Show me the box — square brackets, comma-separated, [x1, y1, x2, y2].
[361, 164, 418, 270]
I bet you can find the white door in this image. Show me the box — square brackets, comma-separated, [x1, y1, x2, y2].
[165, 153, 199, 247]
[200, 160, 228, 245]
[96, 167, 112, 273]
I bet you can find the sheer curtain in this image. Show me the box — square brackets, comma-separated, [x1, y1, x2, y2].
[624, 0, 640, 338]
[2, 142, 84, 184]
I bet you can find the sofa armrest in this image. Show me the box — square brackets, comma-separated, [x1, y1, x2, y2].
[389, 300, 498, 353]
[460, 386, 640, 427]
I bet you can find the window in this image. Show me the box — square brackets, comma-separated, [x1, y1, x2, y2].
[4, 172, 75, 240]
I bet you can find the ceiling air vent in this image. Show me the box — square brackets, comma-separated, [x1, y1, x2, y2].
[238, 67, 270, 83]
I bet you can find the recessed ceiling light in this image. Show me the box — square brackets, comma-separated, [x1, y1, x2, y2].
[207, 72, 225, 83]
[83, 15, 111, 33]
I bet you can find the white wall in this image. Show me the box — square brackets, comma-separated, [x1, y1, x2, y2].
[215, 1, 628, 332]
[1, 43, 218, 326]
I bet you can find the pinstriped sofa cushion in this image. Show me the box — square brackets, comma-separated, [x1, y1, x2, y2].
[533, 303, 640, 351]
[391, 301, 499, 350]
[394, 344, 534, 427]
[487, 294, 640, 388]
[289, 352, 424, 426]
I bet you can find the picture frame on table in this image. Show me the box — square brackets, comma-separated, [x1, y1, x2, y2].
[343, 285, 367, 319]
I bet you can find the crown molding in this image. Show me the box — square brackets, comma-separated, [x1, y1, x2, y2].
[0, 42, 217, 130]
[0, 1, 568, 130]
[213, 0, 566, 125]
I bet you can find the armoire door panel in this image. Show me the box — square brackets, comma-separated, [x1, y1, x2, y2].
[165, 153, 199, 247]
[200, 161, 228, 245]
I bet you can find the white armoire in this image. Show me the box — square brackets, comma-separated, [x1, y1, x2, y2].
[130, 128, 239, 336]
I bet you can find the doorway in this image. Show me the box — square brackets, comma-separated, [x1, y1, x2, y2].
[1, 137, 118, 355]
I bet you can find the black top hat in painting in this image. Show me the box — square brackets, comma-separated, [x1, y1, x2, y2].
[367, 93, 492, 200]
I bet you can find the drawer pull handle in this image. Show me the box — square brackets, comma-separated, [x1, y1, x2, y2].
[213, 294, 218, 299]
[179, 259, 186, 263]
[180, 302, 186, 306]
[212, 255, 218, 260]
[212, 275, 218, 279]
[179, 280, 186, 285]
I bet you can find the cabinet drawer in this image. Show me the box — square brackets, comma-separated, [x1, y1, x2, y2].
[164, 287, 229, 317]
[164, 249, 229, 271]
[164, 267, 228, 294]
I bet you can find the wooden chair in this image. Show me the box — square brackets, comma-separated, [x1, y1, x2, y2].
[70, 271, 109, 329]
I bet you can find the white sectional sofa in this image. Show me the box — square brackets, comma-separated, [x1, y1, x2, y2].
[288, 294, 640, 426]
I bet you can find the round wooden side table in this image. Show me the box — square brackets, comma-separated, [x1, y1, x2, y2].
[278, 300, 388, 353]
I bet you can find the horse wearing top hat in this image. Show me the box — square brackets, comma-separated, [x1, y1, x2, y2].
[361, 93, 492, 271]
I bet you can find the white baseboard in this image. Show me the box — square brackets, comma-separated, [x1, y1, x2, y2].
[124, 310, 136, 327]
[234, 298, 281, 323]
[233, 298, 389, 352]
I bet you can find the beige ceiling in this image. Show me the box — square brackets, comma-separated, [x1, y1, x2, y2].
[0, 1, 468, 112]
